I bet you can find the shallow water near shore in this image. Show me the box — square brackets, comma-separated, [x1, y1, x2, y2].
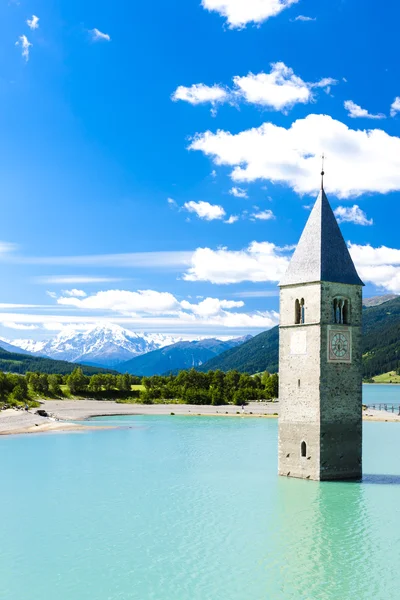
[1, 416, 400, 600]
[363, 383, 400, 407]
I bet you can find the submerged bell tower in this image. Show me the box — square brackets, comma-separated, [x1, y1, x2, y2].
[278, 169, 364, 481]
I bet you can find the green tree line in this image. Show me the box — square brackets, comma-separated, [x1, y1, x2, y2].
[0, 368, 142, 408]
[140, 369, 279, 405]
[0, 367, 279, 409]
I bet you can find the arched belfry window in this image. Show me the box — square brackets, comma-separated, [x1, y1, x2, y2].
[333, 297, 350, 324]
[301, 441, 307, 458]
[300, 299, 305, 324]
[295, 299, 301, 324]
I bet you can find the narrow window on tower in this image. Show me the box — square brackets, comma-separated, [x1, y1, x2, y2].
[343, 300, 350, 324]
[333, 298, 343, 323]
[300, 298, 305, 324]
[295, 299, 301, 324]
[337, 299, 343, 324]
[301, 441, 307, 458]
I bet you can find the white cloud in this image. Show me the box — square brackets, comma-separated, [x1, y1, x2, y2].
[189, 113, 400, 198]
[36, 276, 123, 284]
[224, 215, 239, 224]
[344, 100, 385, 120]
[89, 28, 111, 42]
[294, 15, 315, 21]
[167, 197, 178, 207]
[334, 205, 373, 226]
[1, 322, 39, 330]
[390, 97, 400, 117]
[174, 62, 336, 113]
[181, 297, 244, 317]
[16, 35, 32, 61]
[172, 84, 228, 105]
[311, 77, 338, 90]
[26, 15, 39, 30]
[11, 250, 192, 268]
[210, 310, 279, 328]
[233, 290, 279, 297]
[57, 289, 180, 315]
[229, 186, 248, 198]
[201, 0, 298, 28]
[184, 241, 291, 284]
[0, 242, 17, 255]
[61, 289, 87, 298]
[251, 209, 275, 220]
[0, 307, 278, 332]
[183, 200, 226, 220]
[39, 289, 278, 330]
[232, 63, 314, 111]
[349, 243, 400, 293]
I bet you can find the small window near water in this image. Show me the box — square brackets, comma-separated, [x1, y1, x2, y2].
[301, 441, 307, 458]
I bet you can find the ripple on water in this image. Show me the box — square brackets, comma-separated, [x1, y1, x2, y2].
[0, 418, 400, 599]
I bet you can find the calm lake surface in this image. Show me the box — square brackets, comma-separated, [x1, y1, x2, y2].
[1, 412, 400, 599]
[363, 383, 400, 406]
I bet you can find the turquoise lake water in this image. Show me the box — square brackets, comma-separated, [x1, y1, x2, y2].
[1, 399, 400, 599]
[363, 383, 400, 406]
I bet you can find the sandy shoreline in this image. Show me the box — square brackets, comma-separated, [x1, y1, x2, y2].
[0, 399, 398, 436]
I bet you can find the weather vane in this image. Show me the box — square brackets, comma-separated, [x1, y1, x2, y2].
[321, 153, 326, 190]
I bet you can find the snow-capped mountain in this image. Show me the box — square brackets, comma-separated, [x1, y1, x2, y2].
[0, 338, 32, 355]
[8, 323, 189, 368]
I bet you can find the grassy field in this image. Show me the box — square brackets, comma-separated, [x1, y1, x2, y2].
[30, 383, 146, 402]
[371, 371, 400, 384]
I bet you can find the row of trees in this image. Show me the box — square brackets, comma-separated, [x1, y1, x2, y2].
[141, 369, 279, 405]
[0, 369, 142, 407]
[25, 370, 141, 396]
[0, 367, 279, 408]
[0, 372, 32, 405]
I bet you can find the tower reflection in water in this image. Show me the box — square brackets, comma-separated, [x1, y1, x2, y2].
[259, 477, 391, 600]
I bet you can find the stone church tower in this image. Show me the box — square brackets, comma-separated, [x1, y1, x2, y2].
[278, 176, 364, 481]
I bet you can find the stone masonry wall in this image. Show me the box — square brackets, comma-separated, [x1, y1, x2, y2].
[319, 282, 362, 479]
[279, 283, 322, 480]
[278, 282, 363, 481]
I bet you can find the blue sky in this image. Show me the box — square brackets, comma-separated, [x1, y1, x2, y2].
[1, 0, 400, 341]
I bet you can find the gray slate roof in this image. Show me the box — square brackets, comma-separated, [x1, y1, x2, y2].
[280, 189, 364, 287]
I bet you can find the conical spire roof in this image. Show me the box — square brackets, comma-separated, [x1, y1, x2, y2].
[280, 188, 364, 287]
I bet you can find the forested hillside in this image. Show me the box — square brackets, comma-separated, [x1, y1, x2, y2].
[0, 347, 118, 375]
[362, 295, 400, 378]
[121, 337, 251, 376]
[199, 327, 279, 374]
[200, 296, 400, 377]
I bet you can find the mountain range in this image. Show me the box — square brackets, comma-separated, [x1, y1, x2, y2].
[199, 327, 279, 374]
[0, 323, 249, 372]
[0, 346, 118, 376]
[0, 294, 398, 377]
[199, 295, 400, 378]
[2, 324, 188, 368]
[0, 339, 32, 355]
[122, 336, 252, 376]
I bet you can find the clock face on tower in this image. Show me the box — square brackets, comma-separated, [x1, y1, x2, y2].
[328, 328, 352, 363]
